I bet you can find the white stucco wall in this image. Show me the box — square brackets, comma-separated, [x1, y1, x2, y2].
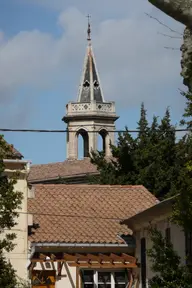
[1, 162, 30, 281]
[135, 219, 185, 287]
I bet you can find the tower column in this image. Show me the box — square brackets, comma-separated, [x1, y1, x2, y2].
[88, 128, 97, 156]
[67, 130, 77, 160]
[105, 131, 115, 157]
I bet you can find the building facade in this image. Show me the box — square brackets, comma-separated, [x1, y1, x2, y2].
[2, 158, 30, 281]
[27, 184, 157, 288]
[122, 197, 186, 288]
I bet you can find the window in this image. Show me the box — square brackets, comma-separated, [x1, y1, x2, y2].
[82, 270, 128, 288]
[140, 237, 146, 288]
[98, 271, 111, 288]
[165, 227, 171, 245]
[114, 271, 127, 288]
[82, 270, 94, 288]
[185, 232, 192, 265]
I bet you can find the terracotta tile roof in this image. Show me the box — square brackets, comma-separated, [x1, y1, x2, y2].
[2, 138, 23, 159]
[11, 146, 23, 159]
[28, 184, 157, 244]
[28, 158, 98, 182]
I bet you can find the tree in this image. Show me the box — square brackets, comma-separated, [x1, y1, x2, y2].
[147, 227, 192, 288]
[171, 134, 192, 233]
[180, 90, 192, 129]
[142, 133, 192, 287]
[0, 135, 23, 287]
[147, 1, 192, 92]
[90, 104, 177, 199]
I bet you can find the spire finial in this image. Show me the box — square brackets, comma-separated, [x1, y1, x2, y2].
[87, 14, 91, 42]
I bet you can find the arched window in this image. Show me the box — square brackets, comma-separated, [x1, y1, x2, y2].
[98, 129, 108, 155]
[76, 129, 89, 159]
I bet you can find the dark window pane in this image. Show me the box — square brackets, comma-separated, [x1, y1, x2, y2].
[84, 285, 94, 288]
[165, 228, 171, 245]
[83, 270, 94, 283]
[98, 273, 110, 283]
[115, 272, 126, 283]
[115, 285, 126, 288]
[98, 272, 111, 283]
[141, 237, 146, 288]
[98, 285, 111, 288]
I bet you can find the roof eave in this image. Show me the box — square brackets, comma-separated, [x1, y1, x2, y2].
[30, 242, 133, 248]
[28, 171, 99, 183]
[62, 114, 119, 123]
[121, 196, 176, 230]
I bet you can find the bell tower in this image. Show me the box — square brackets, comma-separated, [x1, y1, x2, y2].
[62, 17, 119, 160]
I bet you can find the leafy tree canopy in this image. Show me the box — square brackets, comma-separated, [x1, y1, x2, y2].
[90, 103, 180, 200]
[0, 135, 23, 287]
[148, 227, 192, 288]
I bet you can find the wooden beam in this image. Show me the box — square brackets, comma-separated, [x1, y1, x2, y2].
[128, 269, 133, 288]
[39, 253, 46, 260]
[51, 261, 56, 271]
[68, 262, 137, 268]
[75, 254, 90, 261]
[98, 253, 113, 263]
[57, 262, 62, 276]
[110, 253, 125, 261]
[29, 262, 36, 279]
[40, 262, 45, 270]
[122, 253, 136, 263]
[63, 253, 77, 261]
[76, 267, 80, 288]
[30, 253, 137, 267]
[50, 253, 56, 261]
[87, 254, 101, 261]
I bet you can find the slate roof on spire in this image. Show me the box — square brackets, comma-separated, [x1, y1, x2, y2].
[77, 22, 104, 103]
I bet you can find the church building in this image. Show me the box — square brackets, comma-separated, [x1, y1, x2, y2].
[28, 21, 118, 185]
[26, 21, 159, 288]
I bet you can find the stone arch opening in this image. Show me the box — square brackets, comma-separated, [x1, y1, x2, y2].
[77, 129, 89, 159]
[98, 129, 108, 155]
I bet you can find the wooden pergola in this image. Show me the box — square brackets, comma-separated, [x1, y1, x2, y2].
[29, 253, 139, 288]
[30, 252, 137, 268]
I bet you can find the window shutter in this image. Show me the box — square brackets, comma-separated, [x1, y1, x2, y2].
[185, 231, 192, 265]
[165, 227, 171, 245]
[141, 237, 146, 288]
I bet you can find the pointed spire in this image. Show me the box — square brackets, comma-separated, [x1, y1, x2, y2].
[87, 14, 91, 42]
[77, 16, 105, 103]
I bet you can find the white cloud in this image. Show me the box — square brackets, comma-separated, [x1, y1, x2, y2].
[0, 2, 185, 119]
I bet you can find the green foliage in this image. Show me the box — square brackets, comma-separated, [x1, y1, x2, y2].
[0, 135, 23, 287]
[16, 277, 31, 288]
[90, 104, 178, 199]
[0, 250, 17, 288]
[171, 134, 192, 233]
[147, 227, 192, 288]
[90, 102, 192, 286]
[180, 90, 192, 128]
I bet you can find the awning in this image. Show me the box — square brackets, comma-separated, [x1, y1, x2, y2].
[29, 252, 138, 269]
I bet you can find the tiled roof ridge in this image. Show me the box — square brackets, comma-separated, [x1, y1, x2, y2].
[33, 183, 146, 189]
[31, 158, 91, 167]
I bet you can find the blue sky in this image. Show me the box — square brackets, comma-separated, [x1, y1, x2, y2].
[0, 0, 185, 164]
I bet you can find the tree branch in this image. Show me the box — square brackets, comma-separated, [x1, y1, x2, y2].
[164, 46, 180, 50]
[157, 32, 182, 39]
[145, 13, 183, 35]
[148, 0, 192, 28]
